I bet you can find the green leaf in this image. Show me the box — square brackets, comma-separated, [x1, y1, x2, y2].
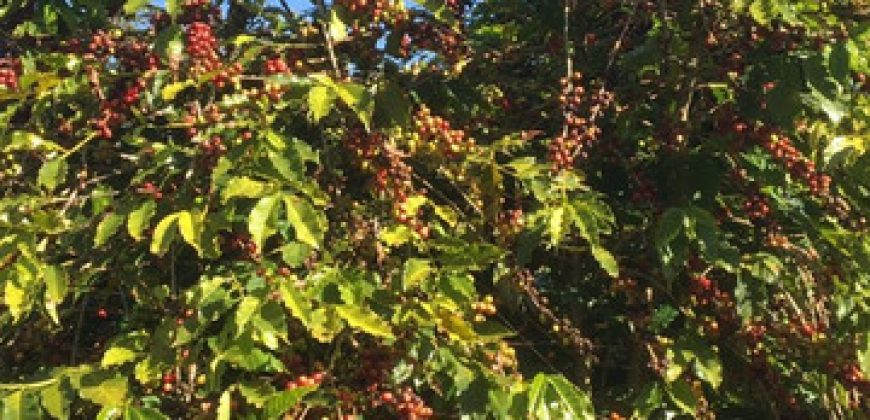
[124, 406, 169, 420]
[161, 81, 192, 101]
[40, 382, 69, 420]
[43, 265, 67, 304]
[667, 379, 697, 414]
[4, 280, 27, 321]
[416, 0, 457, 25]
[329, 8, 349, 42]
[528, 374, 594, 420]
[374, 82, 412, 127]
[249, 195, 281, 253]
[165, 0, 180, 18]
[2, 391, 41, 420]
[282, 195, 324, 249]
[280, 280, 313, 327]
[95, 213, 125, 247]
[216, 389, 231, 420]
[262, 387, 316, 418]
[333, 81, 374, 129]
[150, 213, 180, 256]
[177, 210, 203, 254]
[546, 375, 595, 420]
[547, 206, 568, 246]
[379, 225, 413, 247]
[590, 245, 619, 277]
[78, 375, 127, 408]
[122, 0, 150, 15]
[100, 346, 139, 368]
[38, 158, 67, 191]
[402, 258, 432, 290]
[127, 201, 156, 241]
[335, 304, 394, 339]
[43, 265, 67, 324]
[235, 295, 262, 336]
[222, 176, 269, 203]
[307, 86, 335, 123]
[279, 242, 312, 268]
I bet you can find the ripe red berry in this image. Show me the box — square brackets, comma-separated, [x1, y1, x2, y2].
[96, 308, 108, 319]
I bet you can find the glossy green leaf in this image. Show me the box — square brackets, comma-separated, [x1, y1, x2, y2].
[307, 86, 334, 123]
[335, 304, 394, 339]
[590, 245, 619, 277]
[40, 382, 69, 420]
[222, 176, 269, 203]
[149, 213, 180, 256]
[262, 387, 315, 418]
[248, 195, 281, 253]
[402, 258, 431, 290]
[95, 213, 125, 247]
[177, 210, 203, 254]
[282, 195, 324, 249]
[38, 158, 67, 191]
[78, 375, 128, 408]
[127, 201, 156, 241]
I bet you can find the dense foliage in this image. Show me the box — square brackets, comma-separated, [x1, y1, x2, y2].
[1, 0, 869, 418]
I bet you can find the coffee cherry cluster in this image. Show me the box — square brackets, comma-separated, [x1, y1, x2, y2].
[186, 21, 220, 74]
[373, 387, 434, 419]
[93, 101, 125, 139]
[117, 40, 160, 71]
[742, 191, 771, 221]
[405, 22, 465, 62]
[346, 128, 429, 236]
[137, 182, 164, 200]
[122, 79, 146, 107]
[549, 72, 612, 171]
[220, 232, 259, 260]
[471, 295, 497, 322]
[335, 0, 406, 24]
[0, 58, 20, 90]
[761, 133, 830, 196]
[198, 135, 227, 168]
[514, 269, 592, 354]
[690, 274, 738, 329]
[413, 106, 473, 158]
[263, 57, 290, 75]
[284, 371, 326, 390]
[495, 208, 524, 240]
[355, 345, 397, 393]
[483, 341, 518, 372]
[87, 30, 116, 57]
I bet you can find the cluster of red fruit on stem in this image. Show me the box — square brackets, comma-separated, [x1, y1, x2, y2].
[335, 0, 407, 25]
[373, 387, 434, 419]
[495, 208, 524, 240]
[346, 128, 429, 237]
[186, 21, 220, 74]
[138, 182, 164, 200]
[690, 274, 737, 331]
[413, 106, 474, 158]
[263, 57, 290, 75]
[514, 269, 592, 354]
[402, 22, 465, 62]
[471, 295, 497, 322]
[550, 72, 612, 171]
[0, 58, 20, 90]
[284, 371, 326, 390]
[742, 190, 771, 221]
[761, 133, 831, 196]
[221, 232, 259, 261]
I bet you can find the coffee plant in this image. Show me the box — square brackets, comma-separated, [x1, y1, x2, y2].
[1, 0, 869, 418]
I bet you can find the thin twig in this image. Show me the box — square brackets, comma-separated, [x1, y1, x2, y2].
[313, 0, 342, 78]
